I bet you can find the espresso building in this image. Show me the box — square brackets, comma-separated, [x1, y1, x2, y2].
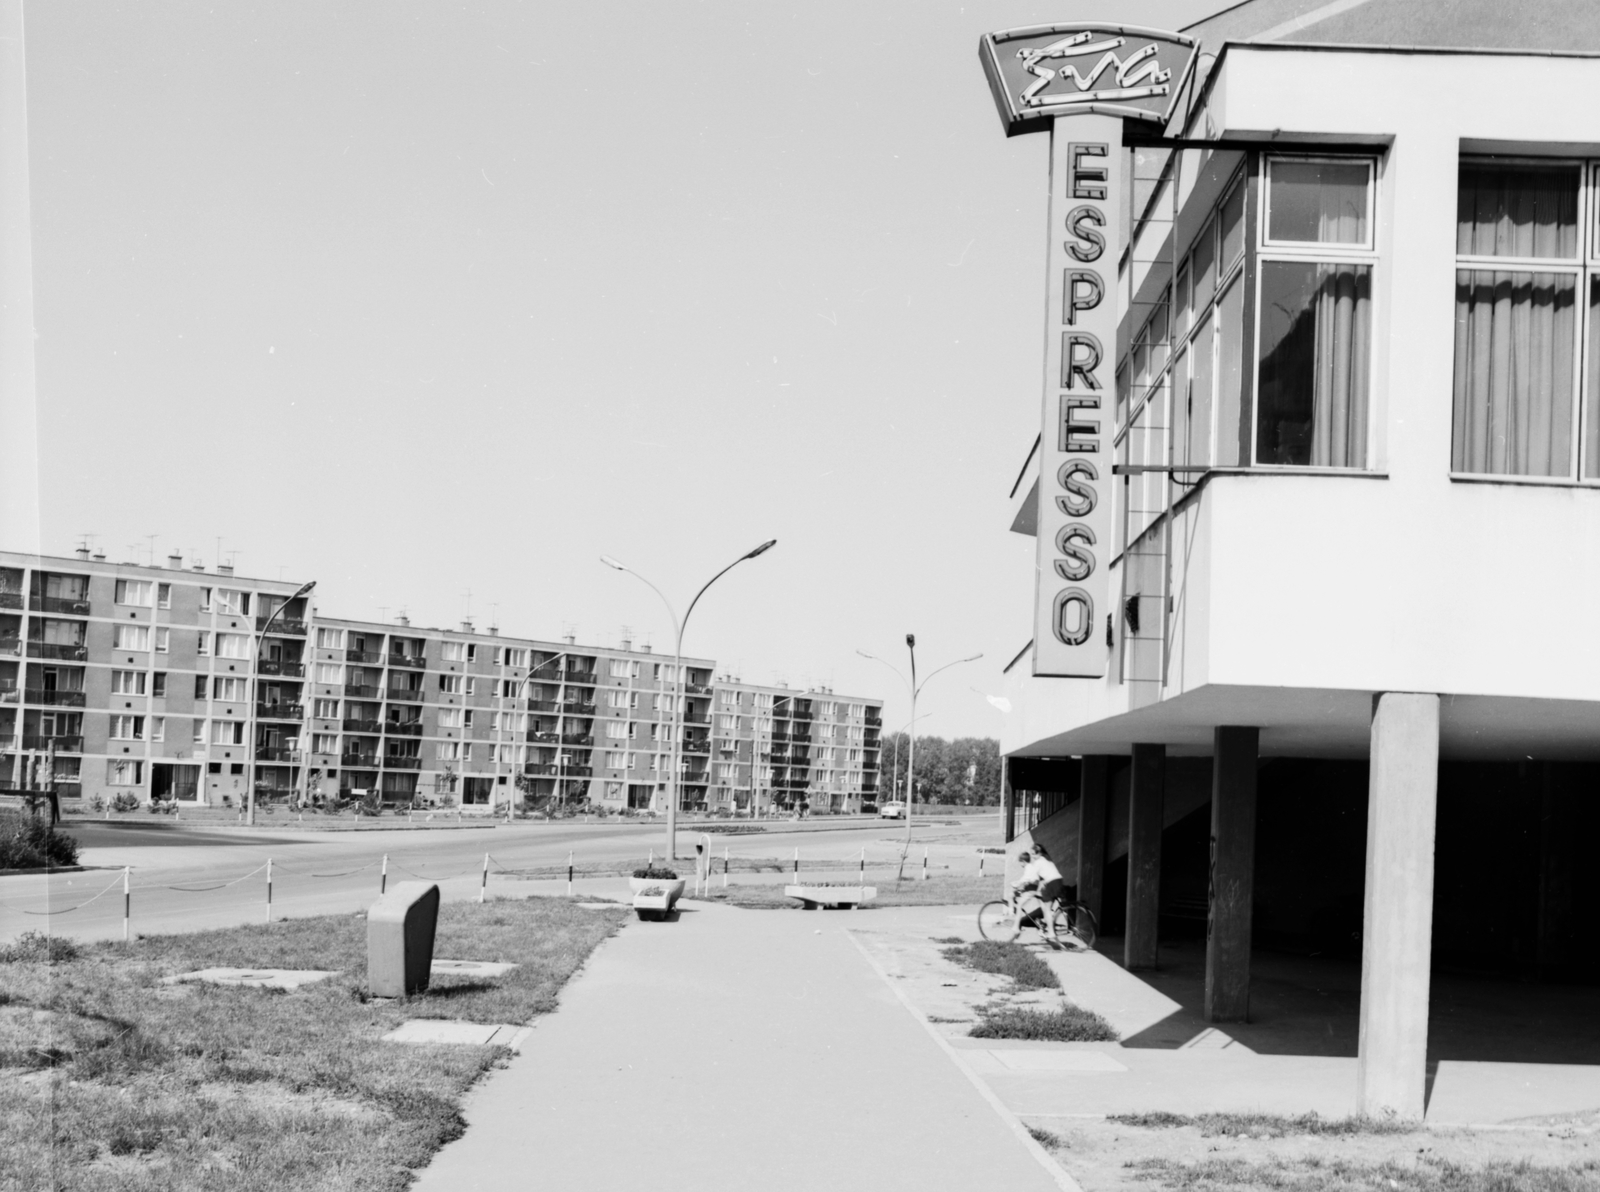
[982, 0, 1600, 1119]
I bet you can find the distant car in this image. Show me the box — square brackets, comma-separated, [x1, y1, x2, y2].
[878, 801, 906, 819]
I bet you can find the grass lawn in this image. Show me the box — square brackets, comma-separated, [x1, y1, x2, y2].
[1, 896, 624, 1191]
[941, 940, 1059, 990]
[968, 1003, 1118, 1042]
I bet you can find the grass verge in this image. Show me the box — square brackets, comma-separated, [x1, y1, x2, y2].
[1111, 1110, 1417, 1138]
[685, 873, 1002, 911]
[1, 896, 624, 1191]
[969, 1004, 1118, 1042]
[941, 940, 1059, 990]
[1124, 1156, 1600, 1191]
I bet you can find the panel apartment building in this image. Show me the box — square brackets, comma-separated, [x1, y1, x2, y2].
[0, 548, 882, 815]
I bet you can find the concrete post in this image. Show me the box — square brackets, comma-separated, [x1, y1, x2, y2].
[1206, 727, 1258, 1023]
[1357, 692, 1439, 1119]
[1125, 744, 1165, 970]
[1077, 755, 1110, 922]
[1002, 756, 1015, 842]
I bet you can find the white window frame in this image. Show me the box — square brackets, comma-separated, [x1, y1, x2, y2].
[1261, 155, 1377, 253]
[114, 579, 153, 607]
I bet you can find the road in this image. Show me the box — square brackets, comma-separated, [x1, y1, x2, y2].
[0, 813, 1003, 943]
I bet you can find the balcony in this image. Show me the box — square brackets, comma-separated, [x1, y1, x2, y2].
[684, 682, 713, 696]
[25, 689, 85, 707]
[0, 592, 20, 610]
[384, 721, 423, 737]
[564, 670, 598, 685]
[522, 763, 559, 776]
[346, 648, 383, 664]
[864, 713, 882, 727]
[383, 756, 422, 770]
[257, 703, 304, 721]
[388, 653, 426, 669]
[560, 734, 593, 746]
[22, 735, 83, 752]
[560, 700, 596, 714]
[682, 713, 710, 726]
[682, 740, 710, 755]
[342, 718, 381, 734]
[30, 595, 90, 616]
[526, 729, 560, 743]
[344, 683, 380, 699]
[385, 687, 425, 703]
[255, 746, 298, 762]
[259, 660, 305, 678]
[257, 615, 307, 636]
[341, 752, 379, 767]
[27, 642, 87, 661]
[563, 765, 593, 777]
[527, 699, 560, 713]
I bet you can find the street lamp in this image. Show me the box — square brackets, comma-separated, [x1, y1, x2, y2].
[249, 579, 315, 827]
[601, 539, 777, 860]
[857, 637, 980, 857]
[511, 650, 570, 818]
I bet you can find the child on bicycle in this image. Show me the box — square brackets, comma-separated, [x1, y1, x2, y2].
[1010, 843, 1066, 940]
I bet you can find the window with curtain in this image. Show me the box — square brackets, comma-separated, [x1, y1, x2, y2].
[1451, 161, 1584, 478]
[1255, 157, 1376, 468]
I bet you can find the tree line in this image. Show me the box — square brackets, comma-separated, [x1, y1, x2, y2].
[876, 733, 1002, 806]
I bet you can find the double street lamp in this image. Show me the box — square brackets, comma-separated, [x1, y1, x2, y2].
[857, 636, 980, 855]
[601, 540, 776, 860]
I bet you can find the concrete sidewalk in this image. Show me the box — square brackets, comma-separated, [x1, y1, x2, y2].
[413, 897, 1067, 1191]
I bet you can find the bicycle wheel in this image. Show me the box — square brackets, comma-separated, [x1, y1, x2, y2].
[1065, 904, 1098, 950]
[977, 900, 1019, 943]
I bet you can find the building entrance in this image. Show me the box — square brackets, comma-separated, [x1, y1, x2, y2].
[150, 762, 200, 802]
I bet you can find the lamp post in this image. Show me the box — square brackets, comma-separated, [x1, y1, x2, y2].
[513, 650, 569, 816]
[601, 540, 777, 860]
[249, 579, 315, 827]
[857, 638, 980, 856]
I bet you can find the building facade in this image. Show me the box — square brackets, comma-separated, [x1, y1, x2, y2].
[979, 0, 1600, 1119]
[0, 549, 880, 815]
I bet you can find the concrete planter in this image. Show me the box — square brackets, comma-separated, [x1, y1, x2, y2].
[630, 877, 685, 921]
[785, 884, 876, 910]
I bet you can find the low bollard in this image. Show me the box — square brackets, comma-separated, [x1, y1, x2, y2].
[367, 881, 441, 997]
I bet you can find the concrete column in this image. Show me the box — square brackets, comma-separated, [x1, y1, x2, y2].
[1124, 744, 1164, 970]
[1001, 757, 1015, 843]
[0, 0, 40, 553]
[1206, 727, 1258, 1023]
[1357, 692, 1439, 1119]
[1077, 755, 1110, 922]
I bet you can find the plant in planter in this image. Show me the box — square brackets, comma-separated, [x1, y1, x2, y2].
[630, 865, 684, 920]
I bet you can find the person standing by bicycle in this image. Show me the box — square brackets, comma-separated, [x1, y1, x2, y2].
[1010, 843, 1066, 940]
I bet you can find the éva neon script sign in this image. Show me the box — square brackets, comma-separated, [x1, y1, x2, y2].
[979, 24, 1196, 137]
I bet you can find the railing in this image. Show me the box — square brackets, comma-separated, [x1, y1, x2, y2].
[341, 753, 380, 767]
[563, 765, 593, 777]
[27, 642, 87, 661]
[344, 684, 380, 698]
[564, 670, 598, 683]
[527, 730, 560, 743]
[560, 734, 593, 746]
[523, 763, 559, 776]
[30, 595, 90, 616]
[388, 653, 426, 669]
[22, 735, 83, 752]
[257, 703, 304, 720]
[342, 719, 381, 734]
[526, 699, 561, 713]
[0, 592, 21, 610]
[383, 757, 422, 770]
[684, 683, 713, 695]
[385, 687, 424, 702]
[255, 747, 297, 762]
[682, 740, 710, 755]
[560, 701, 596, 713]
[384, 721, 423, 736]
[864, 714, 882, 727]
[345, 648, 383, 664]
[259, 661, 305, 677]
[25, 689, 85, 707]
[257, 616, 307, 635]
[682, 713, 710, 725]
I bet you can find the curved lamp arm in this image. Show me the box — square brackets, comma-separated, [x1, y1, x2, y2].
[914, 653, 983, 699]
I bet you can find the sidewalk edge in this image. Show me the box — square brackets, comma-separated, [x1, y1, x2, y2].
[844, 929, 1086, 1192]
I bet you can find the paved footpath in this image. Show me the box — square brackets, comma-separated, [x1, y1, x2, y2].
[413, 897, 1069, 1191]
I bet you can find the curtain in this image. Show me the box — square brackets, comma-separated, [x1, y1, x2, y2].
[1457, 164, 1578, 260]
[1310, 267, 1372, 467]
[1451, 270, 1575, 476]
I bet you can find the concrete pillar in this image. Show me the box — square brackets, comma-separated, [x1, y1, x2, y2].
[0, 0, 40, 553]
[1124, 744, 1164, 970]
[1206, 727, 1258, 1023]
[1077, 755, 1110, 922]
[1001, 757, 1015, 842]
[1357, 692, 1439, 1119]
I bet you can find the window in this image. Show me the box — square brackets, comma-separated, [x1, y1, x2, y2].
[463, 710, 474, 727]
[439, 674, 461, 694]
[107, 760, 143, 786]
[437, 708, 463, 729]
[606, 751, 626, 770]
[466, 644, 477, 663]
[152, 672, 166, 697]
[504, 648, 527, 668]
[441, 642, 465, 662]
[194, 675, 207, 699]
[436, 741, 460, 761]
[151, 717, 164, 742]
[316, 627, 345, 649]
[155, 628, 169, 654]
[111, 671, 147, 695]
[114, 579, 152, 607]
[1451, 159, 1593, 479]
[197, 632, 212, 656]
[199, 587, 212, 612]
[1255, 157, 1376, 468]
[157, 583, 171, 609]
[314, 698, 338, 719]
[606, 720, 628, 739]
[315, 663, 343, 684]
[215, 633, 249, 660]
[114, 625, 151, 651]
[465, 678, 476, 696]
[312, 734, 338, 754]
[110, 715, 145, 740]
[211, 720, 245, 745]
[213, 677, 247, 702]
[716, 763, 735, 779]
[215, 589, 250, 616]
[194, 721, 206, 744]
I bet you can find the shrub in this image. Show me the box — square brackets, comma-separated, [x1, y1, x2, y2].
[632, 865, 678, 880]
[0, 810, 80, 869]
[0, 930, 80, 962]
[969, 1004, 1117, 1042]
[110, 792, 140, 812]
[942, 940, 1060, 990]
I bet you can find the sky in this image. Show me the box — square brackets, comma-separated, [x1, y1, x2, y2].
[25, 0, 1225, 739]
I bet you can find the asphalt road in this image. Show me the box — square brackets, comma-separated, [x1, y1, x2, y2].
[1, 814, 1002, 944]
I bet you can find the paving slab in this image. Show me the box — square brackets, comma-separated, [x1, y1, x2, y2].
[160, 967, 338, 990]
[411, 900, 1069, 1191]
[384, 1020, 533, 1050]
[1428, 1061, 1600, 1125]
[431, 959, 517, 978]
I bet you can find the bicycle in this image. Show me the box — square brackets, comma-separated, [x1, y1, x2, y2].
[978, 892, 1098, 949]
